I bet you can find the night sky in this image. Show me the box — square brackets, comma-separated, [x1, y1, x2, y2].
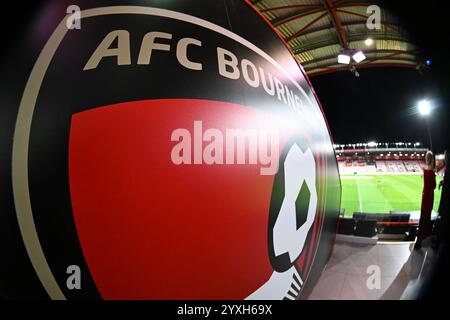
[311, 0, 449, 153]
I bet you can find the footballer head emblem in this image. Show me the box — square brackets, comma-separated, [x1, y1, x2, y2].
[248, 138, 318, 300]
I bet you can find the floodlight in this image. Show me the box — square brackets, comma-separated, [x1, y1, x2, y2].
[352, 51, 366, 63]
[338, 54, 351, 64]
[418, 100, 431, 116]
[365, 38, 374, 46]
[367, 141, 377, 147]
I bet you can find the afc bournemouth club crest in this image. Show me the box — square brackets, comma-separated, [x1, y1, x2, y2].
[1, 0, 341, 299]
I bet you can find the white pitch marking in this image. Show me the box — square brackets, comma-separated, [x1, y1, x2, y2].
[355, 177, 363, 212]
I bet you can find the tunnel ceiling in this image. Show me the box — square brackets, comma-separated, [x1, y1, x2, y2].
[251, 0, 423, 77]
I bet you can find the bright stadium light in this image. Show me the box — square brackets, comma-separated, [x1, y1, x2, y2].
[416, 99, 434, 150]
[352, 51, 367, 63]
[367, 141, 377, 147]
[338, 54, 351, 65]
[418, 99, 431, 116]
[365, 38, 374, 46]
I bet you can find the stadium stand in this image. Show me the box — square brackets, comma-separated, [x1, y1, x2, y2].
[339, 159, 420, 174]
[386, 160, 406, 172]
[375, 160, 387, 173]
[404, 160, 423, 172]
[336, 143, 428, 175]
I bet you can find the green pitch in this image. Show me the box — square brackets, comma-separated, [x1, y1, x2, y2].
[340, 174, 444, 217]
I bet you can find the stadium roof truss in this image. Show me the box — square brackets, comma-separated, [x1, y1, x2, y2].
[251, 0, 423, 77]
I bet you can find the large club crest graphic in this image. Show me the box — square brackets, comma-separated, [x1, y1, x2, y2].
[0, 0, 340, 300]
[248, 137, 318, 300]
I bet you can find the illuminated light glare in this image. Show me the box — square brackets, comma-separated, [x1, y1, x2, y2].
[418, 100, 431, 116]
[338, 54, 351, 65]
[365, 38, 374, 46]
[352, 51, 366, 63]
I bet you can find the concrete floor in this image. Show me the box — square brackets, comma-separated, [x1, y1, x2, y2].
[308, 239, 436, 300]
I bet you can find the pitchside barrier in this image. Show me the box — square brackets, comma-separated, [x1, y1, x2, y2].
[0, 0, 341, 299]
[337, 212, 420, 241]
